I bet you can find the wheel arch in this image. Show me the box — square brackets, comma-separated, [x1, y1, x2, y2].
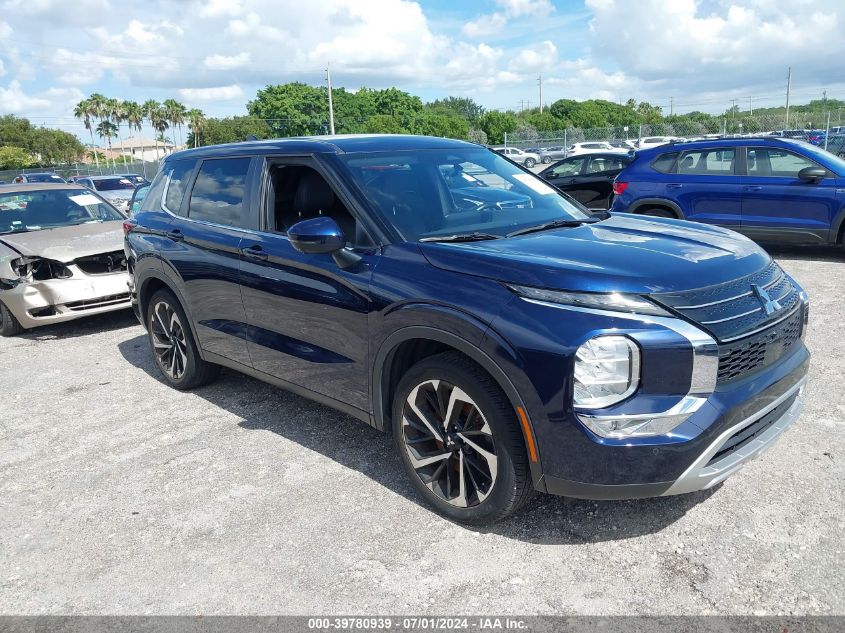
[136, 270, 205, 359]
[831, 205, 845, 244]
[372, 326, 545, 489]
[627, 197, 685, 219]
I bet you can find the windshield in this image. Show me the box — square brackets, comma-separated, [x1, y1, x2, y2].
[93, 178, 136, 191]
[340, 148, 589, 241]
[0, 188, 124, 234]
[130, 184, 150, 215]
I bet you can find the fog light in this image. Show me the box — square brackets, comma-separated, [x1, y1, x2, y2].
[573, 335, 639, 409]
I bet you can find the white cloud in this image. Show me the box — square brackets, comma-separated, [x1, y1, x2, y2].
[198, 0, 243, 18]
[226, 12, 288, 41]
[496, 0, 554, 18]
[0, 80, 51, 113]
[204, 53, 251, 70]
[462, 12, 507, 37]
[509, 40, 557, 72]
[178, 85, 245, 102]
[0, 59, 5, 77]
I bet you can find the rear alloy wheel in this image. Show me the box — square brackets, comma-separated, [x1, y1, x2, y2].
[0, 301, 24, 337]
[392, 352, 533, 524]
[542, 156, 552, 164]
[147, 289, 219, 390]
[524, 158, 536, 168]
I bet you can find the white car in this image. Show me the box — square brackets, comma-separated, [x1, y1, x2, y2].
[493, 147, 542, 167]
[75, 175, 138, 213]
[565, 142, 630, 157]
[636, 136, 678, 150]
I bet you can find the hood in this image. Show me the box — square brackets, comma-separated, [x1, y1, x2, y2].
[0, 221, 125, 262]
[419, 213, 770, 295]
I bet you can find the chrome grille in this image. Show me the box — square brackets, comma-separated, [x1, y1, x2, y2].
[651, 261, 801, 342]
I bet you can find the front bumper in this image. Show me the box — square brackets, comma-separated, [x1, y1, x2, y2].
[542, 372, 806, 499]
[1, 269, 130, 329]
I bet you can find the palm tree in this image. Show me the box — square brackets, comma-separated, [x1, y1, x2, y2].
[96, 120, 118, 169]
[73, 98, 99, 169]
[122, 100, 144, 161]
[87, 93, 112, 170]
[142, 100, 162, 160]
[163, 99, 187, 148]
[187, 108, 206, 147]
[107, 98, 129, 169]
[154, 108, 171, 154]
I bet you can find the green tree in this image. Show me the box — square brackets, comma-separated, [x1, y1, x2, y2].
[142, 100, 163, 159]
[163, 98, 187, 147]
[186, 109, 207, 147]
[524, 111, 565, 132]
[467, 128, 488, 145]
[189, 116, 273, 147]
[0, 146, 33, 170]
[478, 111, 518, 144]
[361, 114, 407, 134]
[247, 82, 328, 136]
[426, 96, 484, 122]
[73, 99, 99, 169]
[413, 112, 469, 139]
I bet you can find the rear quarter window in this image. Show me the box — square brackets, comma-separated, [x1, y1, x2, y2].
[650, 152, 679, 174]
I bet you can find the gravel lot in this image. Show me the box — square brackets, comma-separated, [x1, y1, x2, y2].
[0, 246, 843, 616]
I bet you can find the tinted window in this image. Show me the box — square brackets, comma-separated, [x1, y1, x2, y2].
[188, 158, 250, 226]
[161, 159, 198, 216]
[93, 177, 136, 191]
[549, 157, 585, 177]
[677, 148, 735, 175]
[0, 188, 123, 234]
[651, 152, 679, 173]
[585, 156, 627, 174]
[747, 148, 819, 178]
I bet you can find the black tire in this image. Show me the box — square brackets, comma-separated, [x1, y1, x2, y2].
[524, 158, 536, 168]
[392, 351, 533, 524]
[542, 156, 552, 164]
[0, 300, 24, 337]
[638, 207, 677, 219]
[146, 288, 220, 390]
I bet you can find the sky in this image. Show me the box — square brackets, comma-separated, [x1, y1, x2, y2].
[0, 0, 844, 142]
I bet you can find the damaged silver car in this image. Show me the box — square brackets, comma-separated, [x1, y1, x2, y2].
[0, 183, 131, 336]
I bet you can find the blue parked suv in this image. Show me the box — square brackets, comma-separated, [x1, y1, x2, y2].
[125, 135, 809, 524]
[612, 137, 845, 247]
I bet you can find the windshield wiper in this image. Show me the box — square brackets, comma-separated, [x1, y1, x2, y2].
[507, 218, 598, 238]
[419, 232, 501, 243]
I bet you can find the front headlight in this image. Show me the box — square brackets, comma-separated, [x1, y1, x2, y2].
[509, 285, 671, 317]
[573, 335, 640, 408]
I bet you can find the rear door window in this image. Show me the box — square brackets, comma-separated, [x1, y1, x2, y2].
[585, 156, 627, 174]
[651, 152, 679, 173]
[188, 157, 251, 227]
[549, 157, 586, 177]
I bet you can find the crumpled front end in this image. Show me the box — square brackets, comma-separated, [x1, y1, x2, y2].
[0, 250, 131, 329]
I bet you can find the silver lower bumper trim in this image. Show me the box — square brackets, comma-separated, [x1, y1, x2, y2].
[662, 376, 807, 496]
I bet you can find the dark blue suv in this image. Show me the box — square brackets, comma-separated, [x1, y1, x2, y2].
[612, 137, 845, 247]
[125, 135, 810, 524]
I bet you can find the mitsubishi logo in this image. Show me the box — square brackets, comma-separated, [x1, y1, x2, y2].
[752, 284, 781, 316]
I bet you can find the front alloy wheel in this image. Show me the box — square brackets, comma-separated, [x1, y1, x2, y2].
[392, 351, 533, 524]
[401, 379, 498, 508]
[150, 300, 188, 380]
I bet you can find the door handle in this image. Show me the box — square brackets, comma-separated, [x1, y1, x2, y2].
[666, 183, 683, 189]
[242, 244, 269, 261]
[743, 186, 763, 191]
[165, 229, 184, 241]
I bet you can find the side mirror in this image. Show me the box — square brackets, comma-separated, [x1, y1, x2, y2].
[288, 216, 345, 254]
[288, 216, 361, 269]
[798, 166, 826, 182]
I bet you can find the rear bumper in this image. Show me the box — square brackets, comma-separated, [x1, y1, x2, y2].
[542, 372, 806, 500]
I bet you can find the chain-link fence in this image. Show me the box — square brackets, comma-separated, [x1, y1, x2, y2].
[504, 112, 845, 150]
[0, 160, 162, 184]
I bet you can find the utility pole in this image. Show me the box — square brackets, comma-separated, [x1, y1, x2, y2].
[537, 74, 543, 113]
[823, 89, 827, 106]
[785, 66, 792, 128]
[730, 98, 738, 117]
[326, 63, 336, 135]
[749, 96, 753, 116]
[670, 96, 674, 116]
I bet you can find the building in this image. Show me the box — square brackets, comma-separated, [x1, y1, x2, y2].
[106, 135, 179, 162]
